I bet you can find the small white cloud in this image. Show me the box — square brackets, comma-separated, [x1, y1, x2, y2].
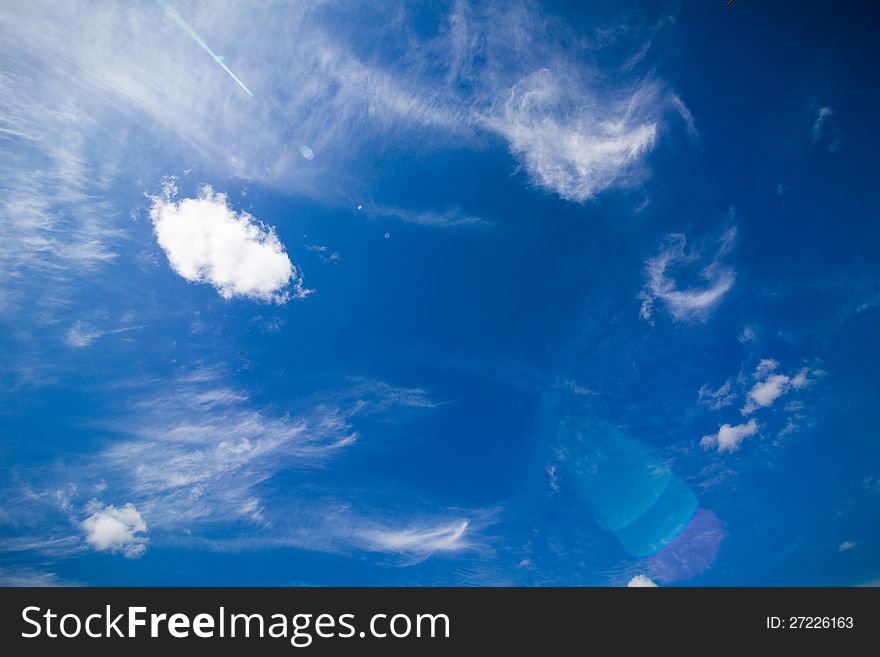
[698, 380, 736, 410]
[754, 358, 779, 378]
[668, 92, 698, 140]
[65, 322, 103, 348]
[362, 519, 472, 557]
[811, 106, 834, 144]
[738, 325, 756, 343]
[742, 374, 791, 415]
[562, 379, 597, 396]
[741, 362, 818, 415]
[299, 145, 315, 160]
[305, 244, 340, 264]
[701, 419, 759, 454]
[149, 182, 307, 303]
[838, 540, 857, 552]
[627, 574, 658, 587]
[547, 464, 560, 493]
[640, 230, 736, 321]
[790, 367, 812, 389]
[80, 502, 148, 558]
[64, 319, 143, 349]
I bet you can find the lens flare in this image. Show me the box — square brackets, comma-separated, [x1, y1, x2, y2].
[157, 0, 254, 97]
[558, 414, 697, 557]
[647, 508, 725, 583]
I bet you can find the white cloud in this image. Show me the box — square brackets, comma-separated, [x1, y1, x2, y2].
[0, 370, 479, 562]
[486, 69, 661, 202]
[698, 380, 735, 410]
[838, 540, 857, 552]
[83, 370, 459, 555]
[80, 502, 148, 558]
[700, 419, 759, 454]
[742, 362, 818, 415]
[64, 319, 143, 348]
[354, 382, 445, 412]
[668, 92, 699, 140]
[810, 106, 834, 144]
[98, 371, 359, 528]
[754, 358, 778, 378]
[640, 229, 736, 321]
[790, 367, 812, 389]
[698, 359, 823, 446]
[627, 574, 658, 587]
[360, 519, 472, 557]
[0, 0, 693, 313]
[367, 203, 489, 229]
[65, 322, 103, 348]
[0, 535, 86, 559]
[738, 325, 756, 343]
[742, 374, 791, 414]
[0, 568, 76, 587]
[149, 183, 307, 303]
[0, 569, 77, 587]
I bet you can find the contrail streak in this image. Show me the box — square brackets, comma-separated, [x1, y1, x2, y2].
[156, 0, 253, 97]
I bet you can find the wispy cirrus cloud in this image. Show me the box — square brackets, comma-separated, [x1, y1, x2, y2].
[0, 61, 123, 305]
[698, 379, 736, 410]
[64, 315, 144, 348]
[640, 226, 737, 321]
[365, 203, 489, 229]
[810, 105, 839, 150]
[485, 69, 661, 202]
[359, 519, 474, 559]
[0, 0, 693, 285]
[96, 370, 360, 528]
[0, 369, 482, 568]
[0, 568, 79, 587]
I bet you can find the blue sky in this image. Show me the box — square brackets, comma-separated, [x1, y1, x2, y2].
[1, 0, 878, 586]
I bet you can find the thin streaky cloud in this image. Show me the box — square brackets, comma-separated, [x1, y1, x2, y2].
[640, 226, 737, 322]
[810, 106, 834, 144]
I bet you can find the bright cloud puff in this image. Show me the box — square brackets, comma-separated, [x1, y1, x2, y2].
[80, 502, 148, 558]
[149, 182, 306, 303]
[627, 574, 658, 587]
[640, 227, 737, 321]
[700, 419, 759, 454]
[741, 359, 817, 416]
